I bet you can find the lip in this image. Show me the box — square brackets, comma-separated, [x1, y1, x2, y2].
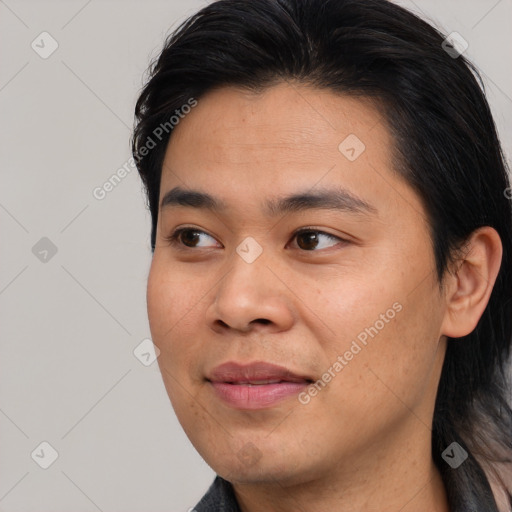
[207, 361, 313, 410]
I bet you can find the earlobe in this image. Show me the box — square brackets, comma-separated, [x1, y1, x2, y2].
[440, 226, 503, 339]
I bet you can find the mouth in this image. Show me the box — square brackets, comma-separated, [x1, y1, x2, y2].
[206, 361, 314, 409]
[222, 379, 304, 385]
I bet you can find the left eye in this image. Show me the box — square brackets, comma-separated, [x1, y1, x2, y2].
[166, 228, 345, 251]
[291, 229, 344, 251]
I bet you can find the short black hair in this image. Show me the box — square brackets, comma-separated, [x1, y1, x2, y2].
[132, 0, 512, 508]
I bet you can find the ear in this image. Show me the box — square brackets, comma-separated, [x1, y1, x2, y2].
[440, 226, 503, 338]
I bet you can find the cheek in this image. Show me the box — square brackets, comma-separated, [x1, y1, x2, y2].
[309, 267, 402, 357]
[343, 284, 443, 415]
[147, 256, 199, 332]
[146, 258, 203, 373]
[316, 252, 442, 402]
[147, 260, 208, 418]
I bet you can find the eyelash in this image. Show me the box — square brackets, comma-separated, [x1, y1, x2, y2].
[164, 226, 347, 252]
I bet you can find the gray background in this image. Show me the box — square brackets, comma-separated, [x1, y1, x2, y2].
[0, 0, 511, 511]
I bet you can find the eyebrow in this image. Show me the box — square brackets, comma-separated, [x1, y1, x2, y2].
[160, 185, 378, 217]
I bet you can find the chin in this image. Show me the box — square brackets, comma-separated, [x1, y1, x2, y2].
[201, 441, 322, 488]
[218, 458, 299, 485]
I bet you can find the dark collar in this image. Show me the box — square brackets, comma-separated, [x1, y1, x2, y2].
[193, 475, 241, 512]
[192, 470, 500, 512]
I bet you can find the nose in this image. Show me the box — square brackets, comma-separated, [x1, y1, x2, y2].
[205, 245, 295, 335]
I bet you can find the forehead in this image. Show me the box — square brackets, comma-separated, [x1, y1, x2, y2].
[166, 82, 387, 161]
[159, 82, 423, 223]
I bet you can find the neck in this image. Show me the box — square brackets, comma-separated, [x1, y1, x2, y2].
[231, 429, 450, 512]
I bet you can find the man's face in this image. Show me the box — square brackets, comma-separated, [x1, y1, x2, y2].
[147, 82, 448, 486]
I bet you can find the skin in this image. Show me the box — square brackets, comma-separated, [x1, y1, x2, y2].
[146, 82, 502, 512]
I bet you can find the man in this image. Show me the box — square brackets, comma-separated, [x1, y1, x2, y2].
[132, 0, 512, 510]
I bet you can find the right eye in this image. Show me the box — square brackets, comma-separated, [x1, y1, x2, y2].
[164, 227, 221, 249]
